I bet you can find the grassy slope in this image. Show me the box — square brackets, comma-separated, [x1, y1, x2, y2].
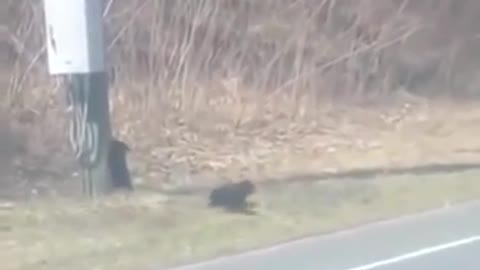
[2, 169, 480, 270]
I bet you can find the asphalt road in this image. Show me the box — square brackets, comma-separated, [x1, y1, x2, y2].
[165, 200, 480, 270]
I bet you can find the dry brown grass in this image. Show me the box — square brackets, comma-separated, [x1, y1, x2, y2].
[2, 1, 480, 194]
[2, 170, 480, 270]
[3, 2, 480, 269]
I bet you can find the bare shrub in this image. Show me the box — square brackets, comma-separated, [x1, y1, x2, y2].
[3, 0, 480, 185]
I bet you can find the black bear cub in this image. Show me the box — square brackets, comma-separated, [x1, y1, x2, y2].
[208, 180, 256, 213]
[108, 139, 133, 191]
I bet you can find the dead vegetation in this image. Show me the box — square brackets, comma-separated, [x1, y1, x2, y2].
[4, 2, 480, 269]
[2, 0, 480, 194]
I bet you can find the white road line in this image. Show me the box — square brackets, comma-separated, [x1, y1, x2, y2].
[344, 235, 480, 270]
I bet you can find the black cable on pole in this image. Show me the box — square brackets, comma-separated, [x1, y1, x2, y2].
[64, 74, 101, 197]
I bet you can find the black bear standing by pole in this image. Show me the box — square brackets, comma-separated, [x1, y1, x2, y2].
[108, 138, 133, 191]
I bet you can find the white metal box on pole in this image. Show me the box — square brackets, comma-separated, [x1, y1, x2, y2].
[43, 0, 105, 74]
